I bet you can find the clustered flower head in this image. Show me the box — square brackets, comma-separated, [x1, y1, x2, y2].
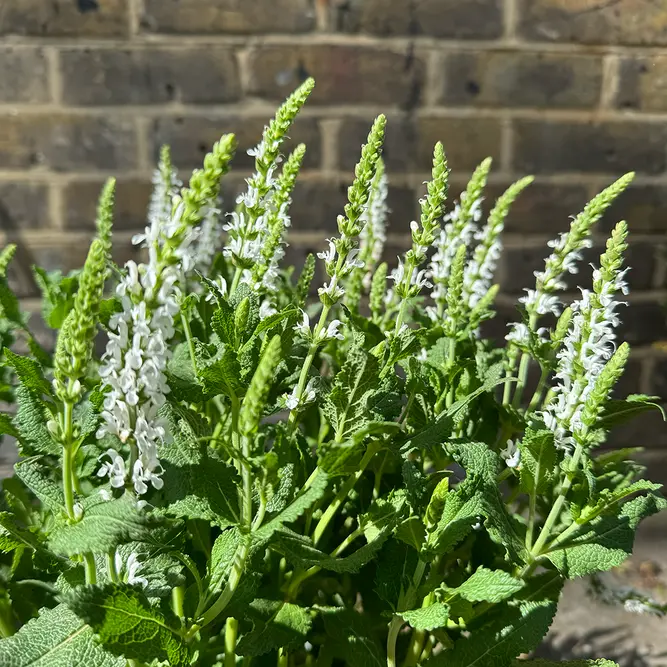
[359, 158, 389, 287]
[97, 139, 236, 496]
[542, 221, 630, 451]
[507, 172, 635, 348]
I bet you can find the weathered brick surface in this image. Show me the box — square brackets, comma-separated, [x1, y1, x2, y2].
[140, 0, 315, 34]
[151, 116, 322, 171]
[334, 0, 503, 39]
[0, 48, 49, 104]
[601, 186, 667, 234]
[246, 46, 425, 108]
[0, 183, 50, 230]
[619, 302, 667, 347]
[0, 115, 137, 171]
[439, 51, 603, 109]
[518, 0, 667, 46]
[61, 48, 241, 106]
[63, 180, 151, 231]
[616, 56, 667, 112]
[487, 182, 590, 234]
[0, 0, 129, 38]
[339, 116, 502, 175]
[513, 120, 667, 174]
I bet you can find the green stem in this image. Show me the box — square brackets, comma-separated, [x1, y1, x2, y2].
[278, 647, 289, 667]
[172, 585, 185, 622]
[387, 616, 403, 667]
[181, 310, 198, 374]
[445, 337, 457, 409]
[312, 443, 378, 546]
[527, 364, 550, 413]
[84, 552, 97, 585]
[224, 617, 238, 667]
[511, 314, 538, 408]
[502, 351, 518, 405]
[62, 441, 76, 521]
[530, 442, 584, 558]
[526, 493, 537, 552]
[0, 599, 14, 638]
[107, 551, 119, 583]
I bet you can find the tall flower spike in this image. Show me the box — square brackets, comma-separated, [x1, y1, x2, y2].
[53, 179, 115, 401]
[517, 173, 634, 326]
[224, 79, 314, 289]
[148, 145, 182, 233]
[463, 176, 533, 310]
[542, 220, 629, 452]
[316, 114, 386, 309]
[390, 143, 448, 307]
[428, 157, 490, 321]
[251, 143, 307, 298]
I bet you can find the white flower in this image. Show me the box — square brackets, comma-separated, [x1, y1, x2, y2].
[317, 239, 336, 263]
[115, 551, 148, 588]
[284, 379, 317, 412]
[324, 319, 344, 341]
[500, 440, 521, 468]
[97, 449, 127, 489]
[205, 275, 228, 303]
[259, 300, 277, 320]
[294, 310, 311, 337]
[318, 281, 345, 303]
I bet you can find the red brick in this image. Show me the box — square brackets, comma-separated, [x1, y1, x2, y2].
[0, 0, 129, 38]
[63, 180, 152, 231]
[0, 48, 49, 103]
[61, 47, 241, 106]
[518, 0, 667, 46]
[0, 183, 50, 230]
[513, 120, 667, 175]
[140, 0, 314, 34]
[0, 115, 138, 172]
[246, 45, 425, 108]
[339, 116, 502, 176]
[152, 116, 321, 172]
[334, 0, 503, 39]
[439, 51, 603, 109]
[600, 186, 667, 234]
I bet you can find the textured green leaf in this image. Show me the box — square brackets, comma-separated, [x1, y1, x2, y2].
[599, 394, 665, 428]
[547, 491, 667, 578]
[49, 495, 151, 556]
[319, 606, 384, 667]
[211, 299, 237, 348]
[0, 411, 19, 439]
[399, 602, 449, 631]
[0, 512, 41, 553]
[67, 584, 190, 666]
[519, 429, 556, 495]
[236, 599, 311, 657]
[13, 386, 59, 456]
[374, 539, 417, 610]
[324, 344, 380, 442]
[0, 602, 122, 667]
[166, 342, 207, 404]
[15, 457, 65, 514]
[455, 567, 524, 603]
[209, 527, 242, 596]
[194, 338, 242, 397]
[0, 276, 25, 328]
[3, 349, 50, 396]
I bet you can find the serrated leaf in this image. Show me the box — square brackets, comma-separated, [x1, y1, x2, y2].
[236, 599, 311, 657]
[266, 464, 295, 514]
[455, 567, 524, 603]
[49, 495, 151, 556]
[0, 602, 122, 667]
[194, 338, 242, 397]
[253, 471, 329, 549]
[319, 606, 384, 667]
[546, 491, 667, 578]
[209, 527, 243, 597]
[0, 411, 19, 439]
[375, 539, 418, 610]
[399, 602, 449, 631]
[0, 511, 41, 553]
[67, 584, 190, 667]
[599, 394, 665, 428]
[4, 349, 50, 396]
[15, 456, 65, 514]
[0, 276, 25, 328]
[519, 429, 556, 495]
[13, 385, 59, 456]
[396, 516, 426, 551]
[211, 300, 236, 348]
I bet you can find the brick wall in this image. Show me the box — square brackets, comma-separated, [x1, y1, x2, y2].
[1, 0, 667, 454]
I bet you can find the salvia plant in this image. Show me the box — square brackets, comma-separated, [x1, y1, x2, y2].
[0, 79, 663, 667]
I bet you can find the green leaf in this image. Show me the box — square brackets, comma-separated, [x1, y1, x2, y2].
[49, 495, 152, 556]
[454, 567, 524, 603]
[395, 516, 426, 551]
[166, 342, 207, 404]
[160, 409, 240, 527]
[0, 602, 122, 667]
[546, 491, 667, 578]
[0, 411, 19, 439]
[399, 602, 450, 631]
[598, 394, 666, 428]
[0, 276, 25, 328]
[319, 606, 385, 667]
[519, 429, 556, 495]
[0, 512, 41, 553]
[3, 349, 51, 396]
[374, 539, 418, 610]
[211, 299, 236, 348]
[209, 527, 243, 596]
[67, 584, 190, 667]
[236, 599, 312, 657]
[253, 471, 329, 549]
[194, 339, 242, 397]
[15, 456, 65, 514]
[324, 344, 380, 442]
[14, 385, 59, 456]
